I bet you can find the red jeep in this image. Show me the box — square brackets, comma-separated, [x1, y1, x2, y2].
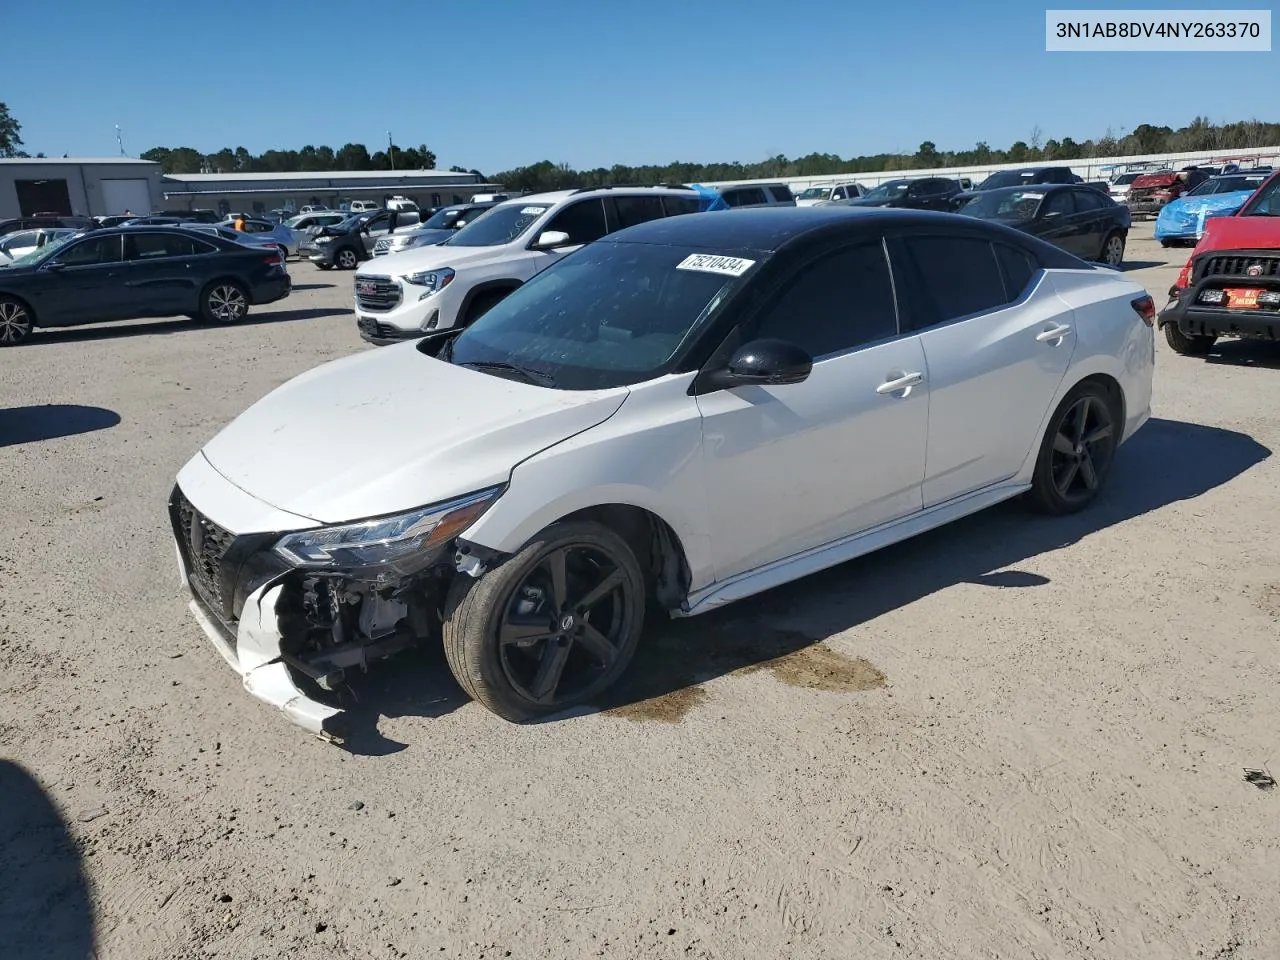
[1157, 170, 1280, 355]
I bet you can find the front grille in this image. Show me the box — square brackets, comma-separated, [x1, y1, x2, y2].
[1201, 255, 1280, 279]
[354, 274, 401, 312]
[174, 490, 236, 611]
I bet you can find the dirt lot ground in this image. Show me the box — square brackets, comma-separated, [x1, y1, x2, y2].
[2, 224, 1278, 960]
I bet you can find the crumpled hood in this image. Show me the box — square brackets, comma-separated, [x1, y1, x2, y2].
[1155, 190, 1254, 238]
[361, 242, 516, 277]
[199, 345, 628, 524]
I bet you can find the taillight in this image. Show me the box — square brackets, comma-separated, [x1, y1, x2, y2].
[1131, 294, 1156, 326]
[263, 252, 282, 266]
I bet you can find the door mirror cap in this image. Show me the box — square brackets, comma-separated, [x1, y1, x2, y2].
[531, 230, 572, 250]
[714, 338, 813, 388]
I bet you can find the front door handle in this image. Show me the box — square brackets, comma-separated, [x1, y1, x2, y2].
[1036, 324, 1073, 343]
[876, 371, 925, 396]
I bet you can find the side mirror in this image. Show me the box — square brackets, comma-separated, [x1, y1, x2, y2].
[44, 261, 67, 272]
[531, 230, 572, 250]
[711, 338, 813, 389]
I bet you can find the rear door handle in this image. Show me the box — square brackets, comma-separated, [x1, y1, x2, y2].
[1036, 324, 1073, 343]
[876, 371, 925, 396]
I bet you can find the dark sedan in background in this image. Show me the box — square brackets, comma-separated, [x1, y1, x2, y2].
[954, 184, 1131, 266]
[831, 176, 963, 212]
[0, 226, 291, 346]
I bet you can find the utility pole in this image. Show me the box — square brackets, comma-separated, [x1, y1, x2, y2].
[388, 131, 395, 170]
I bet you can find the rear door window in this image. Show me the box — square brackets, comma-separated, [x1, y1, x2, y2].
[766, 184, 794, 202]
[722, 187, 767, 207]
[125, 232, 201, 259]
[661, 196, 701, 217]
[609, 195, 667, 230]
[897, 236, 1008, 329]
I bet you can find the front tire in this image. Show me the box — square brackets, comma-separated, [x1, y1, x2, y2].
[200, 281, 250, 324]
[1164, 323, 1215, 356]
[1026, 381, 1120, 515]
[442, 521, 646, 722]
[0, 296, 34, 346]
[335, 247, 359, 270]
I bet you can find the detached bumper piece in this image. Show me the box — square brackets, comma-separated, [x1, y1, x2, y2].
[357, 314, 432, 346]
[1159, 250, 1280, 340]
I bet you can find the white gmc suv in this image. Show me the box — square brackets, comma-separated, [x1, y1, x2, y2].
[352, 186, 704, 344]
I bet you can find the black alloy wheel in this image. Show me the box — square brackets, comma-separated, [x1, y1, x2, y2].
[443, 521, 646, 722]
[1027, 382, 1119, 514]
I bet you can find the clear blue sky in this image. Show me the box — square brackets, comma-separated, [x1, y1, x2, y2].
[5, 0, 1277, 172]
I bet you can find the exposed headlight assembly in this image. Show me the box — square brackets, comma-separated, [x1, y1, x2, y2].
[273, 486, 502, 579]
[402, 267, 454, 292]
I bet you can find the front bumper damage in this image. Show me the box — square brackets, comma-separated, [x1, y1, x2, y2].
[171, 482, 506, 744]
[186, 579, 345, 741]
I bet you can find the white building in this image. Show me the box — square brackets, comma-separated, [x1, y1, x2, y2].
[0, 158, 164, 219]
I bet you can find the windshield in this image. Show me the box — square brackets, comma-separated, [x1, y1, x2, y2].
[3, 232, 79, 267]
[1112, 173, 1140, 185]
[1189, 176, 1267, 197]
[444, 202, 550, 247]
[444, 242, 749, 389]
[957, 189, 1044, 221]
[1240, 176, 1280, 216]
[331, 214, 367, 231]
[797, 187, 830, 200]
[861, 180, 910, 202]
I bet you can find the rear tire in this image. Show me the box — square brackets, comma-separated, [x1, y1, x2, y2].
[0, 296, 34, 346]
[1164, 322, 1215, 356]
[1099, 231, 1125, 266]
[442, 521, 646, 722]
[200, 281, 250, 324]
[1026, 380, 1120, 516]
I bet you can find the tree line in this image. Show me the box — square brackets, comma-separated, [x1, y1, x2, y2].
[490, 117, 1280, 193]
[137, 143, 468, 176]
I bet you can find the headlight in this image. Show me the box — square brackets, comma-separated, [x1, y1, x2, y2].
[402, 267, 454, 292]
[272, 487, 501, 579]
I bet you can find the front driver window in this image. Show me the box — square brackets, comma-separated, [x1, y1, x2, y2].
[1241, 177, 1279, 216]
[542, 199, 608, 244]
[753, 241, 899, 358]
[56, 235, 123, 266]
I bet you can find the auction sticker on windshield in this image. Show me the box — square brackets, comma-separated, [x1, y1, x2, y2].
[676, 253, 756, 277]
[520, 207, 548, 215]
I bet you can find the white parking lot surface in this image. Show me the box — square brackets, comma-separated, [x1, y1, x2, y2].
[2, 224, 1279, 959]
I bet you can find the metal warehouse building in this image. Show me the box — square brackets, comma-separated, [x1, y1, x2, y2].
[0, 158, 165, 219]
[158, 170, 505, 218]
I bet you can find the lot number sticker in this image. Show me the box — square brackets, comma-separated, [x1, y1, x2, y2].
[676, 254, 756, 277]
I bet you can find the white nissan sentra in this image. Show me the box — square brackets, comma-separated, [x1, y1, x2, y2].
[170, 207, 1155, 741]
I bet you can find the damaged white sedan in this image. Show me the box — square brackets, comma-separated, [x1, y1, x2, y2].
[171, 207, 1154, 741]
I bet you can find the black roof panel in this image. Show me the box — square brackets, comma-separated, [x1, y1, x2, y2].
[602, 206, 973, 252]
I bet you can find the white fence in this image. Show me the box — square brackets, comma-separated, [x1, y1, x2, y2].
[700, 145, 1280, 192]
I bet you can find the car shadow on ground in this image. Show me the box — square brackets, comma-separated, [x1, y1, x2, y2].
[1204, 338, 1280, 369]
[1120, 260, 1167, 271]
[28, 308, 350, 345]
[0, 404, 120, 447]
[337, 417, 1269, 753]
[0, 760, 96, 959]
[289, 283, 336, 291]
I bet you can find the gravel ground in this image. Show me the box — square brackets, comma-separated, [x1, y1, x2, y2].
[2, 225, 1278, 960]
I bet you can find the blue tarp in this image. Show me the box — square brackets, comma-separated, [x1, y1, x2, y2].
[1154, 190, 1254, 240]
[689, 183, 730, 212]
